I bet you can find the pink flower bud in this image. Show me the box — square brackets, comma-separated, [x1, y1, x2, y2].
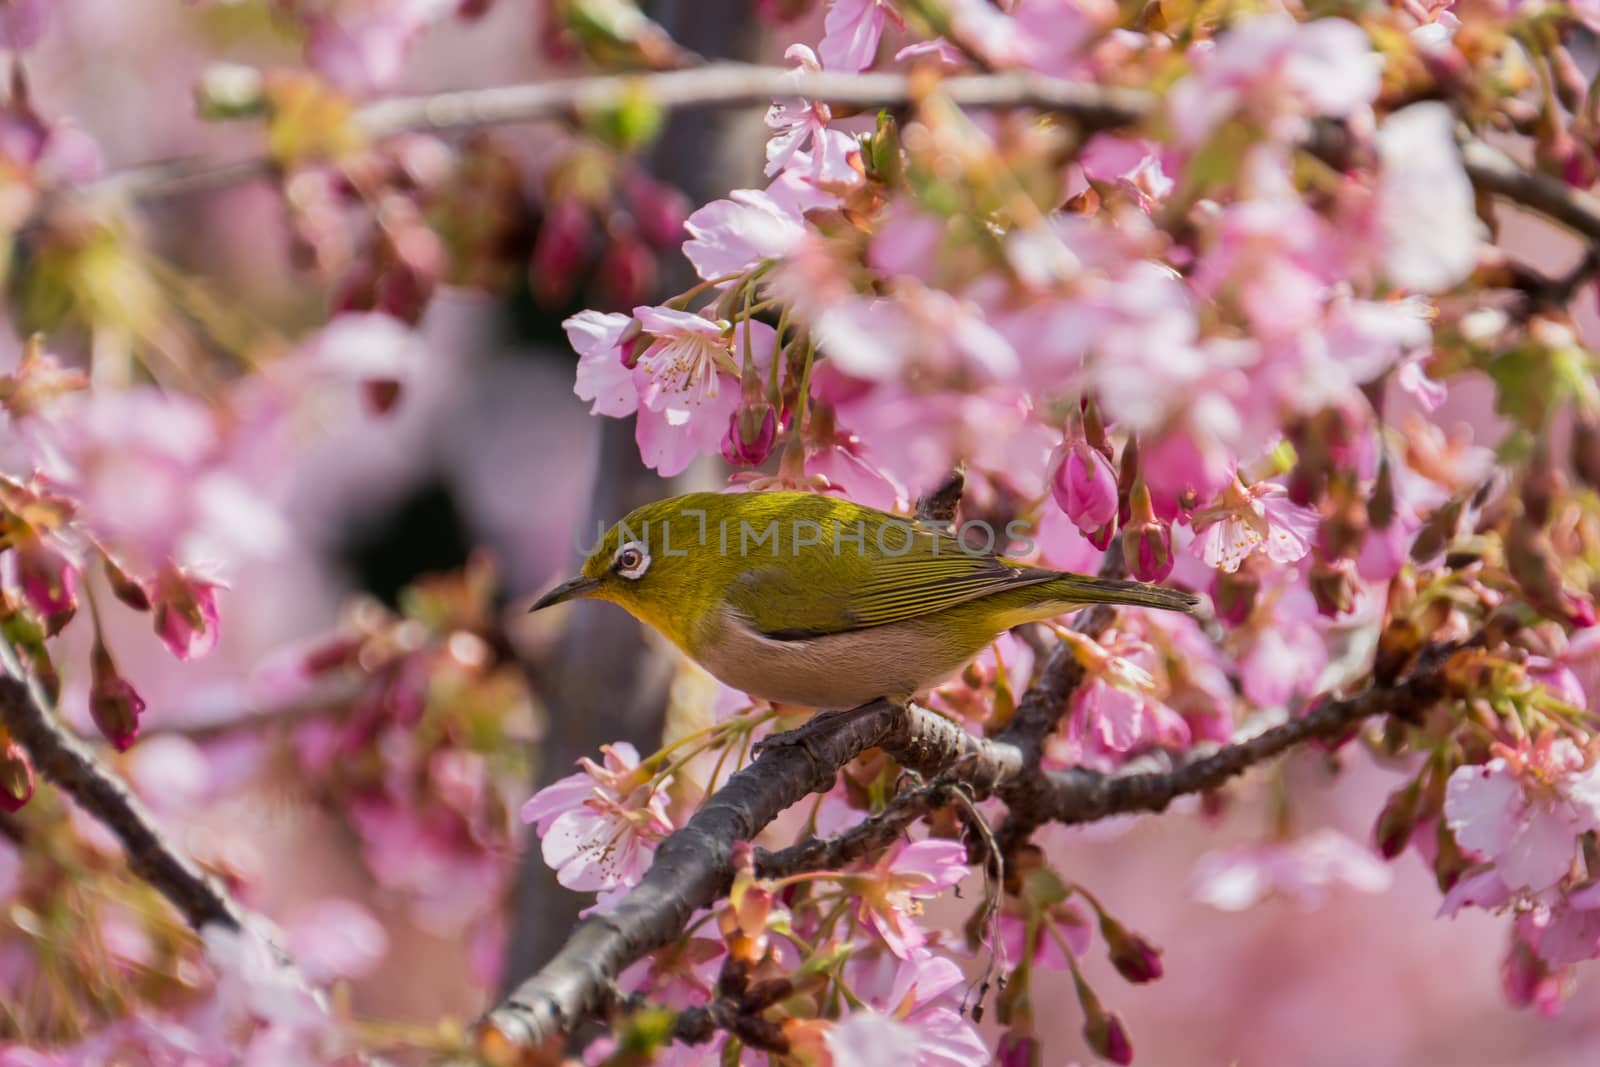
[1084, 1009, 1134, 1065]
[90, 641, 145, 752]
[0, 734, 33, 813]
[597, 229, 657, 311]
[102, 553, 150, 612]
[15, 537, 76, 637]
[530, 198, 592, 308]
[1210, 566, 1259, 626]
[998, 1031, 1037, 1067]
[1101, 916, 1163, 984]
[1309, 556, 1359, 618]
[1086, 520, 1117, 552]
[722, 403, 777, 467]
[152, 570, 221, 661]
[624, 174, 690, 249]
[1373, 781, 1420, 860]
[1124, 523, 1172, 582]
[1052, 439, 1119, 534]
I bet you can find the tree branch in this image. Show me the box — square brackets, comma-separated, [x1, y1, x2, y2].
[87, 62, 1600, 264]
[478, 637, 1457, 1053]
[480, 700, 903, 1057]
[0, 675, 247, 934]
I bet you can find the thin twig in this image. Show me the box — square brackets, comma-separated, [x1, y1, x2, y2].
[79, 63, 1600, 267]
[0, 673, 247, 933]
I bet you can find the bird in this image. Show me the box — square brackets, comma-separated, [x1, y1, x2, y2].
[530, 490, 1199, 709]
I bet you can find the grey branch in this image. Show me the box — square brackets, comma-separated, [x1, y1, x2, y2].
[0, 675, 247, 934]
[480, 640, 1456, 1052]
[86, 63, 1600, 259]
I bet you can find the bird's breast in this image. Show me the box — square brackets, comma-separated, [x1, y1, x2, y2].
[691, 609, 988, 708]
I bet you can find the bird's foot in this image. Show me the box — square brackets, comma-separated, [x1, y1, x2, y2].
[754, 700, 902, 765]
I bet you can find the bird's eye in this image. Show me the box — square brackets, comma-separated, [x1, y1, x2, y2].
[613, 541, 650, 580]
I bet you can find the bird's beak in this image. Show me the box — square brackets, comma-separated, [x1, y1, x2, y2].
[529, 575, 601, 612]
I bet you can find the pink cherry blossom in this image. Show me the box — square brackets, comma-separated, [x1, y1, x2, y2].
[565, 310, 639, 418]
[630, 309, 775, 477]
[1168, 14, 1381, 146]
[1375, 102, 1480, 294]
[1059, 675, 1191, 770]
[819, 0, 898, 71]
[844, 950, 988, 1067]
[1191, 828, 1393, 911]
[1445, 741, 1600, 893]
[1079, 134, 1174, 211]
[827, 1012, 923, 1067]
[764, 45, 860, 185]
[286, 898, 389, 983]
[304, 0, 456, 95]
[681, 182, 814, 282]
[1236, 587, 1328, 708]
[1190, 477, 1319, 573]
[813, 284, 1019, 383]
[0, 0, 49, 50]
[856, 839, 969, 957]
[522, 742, 675, 893]
[29, 388, 287, 576]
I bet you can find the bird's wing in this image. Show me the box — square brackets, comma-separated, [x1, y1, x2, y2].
[724, 512, 1058, 639]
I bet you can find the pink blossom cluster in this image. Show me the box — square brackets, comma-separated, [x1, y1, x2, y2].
[540, 0, 1600, 1056]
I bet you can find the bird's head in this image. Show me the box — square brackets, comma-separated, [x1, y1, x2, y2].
[529, 493, 733, 649]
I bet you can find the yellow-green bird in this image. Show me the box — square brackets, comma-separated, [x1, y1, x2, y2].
[531, 491, 1199, 708]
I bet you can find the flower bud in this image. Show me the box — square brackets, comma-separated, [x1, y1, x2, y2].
[1369, 458, 1396, 531]
[1100, 915, 1163, 983]
[624, 174, 690, 249]
[1374, 616, 1423, 685]
[1309, 556, 1360, 618]
[597, 227, 657, 310]
[1211, 565, 1259, 626]
[102, 553, 151, 612]
[153, 569, 221, 661]
[1433, 819, 1472, 894]
[721, 403, 777, 467]
[90, 640, 145, 752]
[1373, 779, 1421, 859]
[1320, 472, 1367, 560]
[530, 197, 592, 308]
[1084, 1009, 1133, 1065]
[0, 732, 33, 813]
[998, 1031, 1038, 1067]
[1410, 496, 1463, 563]
[1122, 482, 1173, 582]
[1501, 935, 1566, 1012]
[15, 536, 76, 637]
[1506, 518, 1596, 628]
[1521, 436, 1562, 528]
[1052, 438, 1119, 534]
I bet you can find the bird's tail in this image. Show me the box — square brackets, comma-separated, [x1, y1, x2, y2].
[1043, 573, 1201, 614]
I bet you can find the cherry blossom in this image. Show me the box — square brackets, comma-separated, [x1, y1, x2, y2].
[1190, 477, 1320, 573]
[855, 839, 970, 957]
[1445, 741, 1600, 893]
[818, 0, 899, 71]
[522, 742, 675, 892]
[1191, 829, 1394, 911]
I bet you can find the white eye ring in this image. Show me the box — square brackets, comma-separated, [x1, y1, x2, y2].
[613, 541, 650, 580]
